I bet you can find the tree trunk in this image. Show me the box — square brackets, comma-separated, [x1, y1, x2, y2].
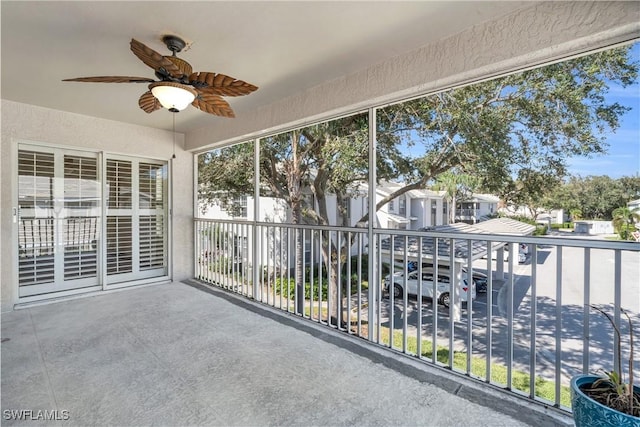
[292, 204, 304, 315]
[320, 239, 340, 328]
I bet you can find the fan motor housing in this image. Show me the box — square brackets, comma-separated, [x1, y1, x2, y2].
[162, 35, 187, 54]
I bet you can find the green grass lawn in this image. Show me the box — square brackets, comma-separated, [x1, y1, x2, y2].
[378, 326, 571, 407]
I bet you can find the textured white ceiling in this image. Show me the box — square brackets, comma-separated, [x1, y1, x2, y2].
[1, 1, 530, 133]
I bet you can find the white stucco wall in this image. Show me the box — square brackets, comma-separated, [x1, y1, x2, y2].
[478, 202, 497, 219]
[1, 100, 193, 311]
[413, 198, 445, 229]
[186, 1, 640, 151]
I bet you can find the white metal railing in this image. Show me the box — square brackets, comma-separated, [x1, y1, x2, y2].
[194, 217, 640, 412]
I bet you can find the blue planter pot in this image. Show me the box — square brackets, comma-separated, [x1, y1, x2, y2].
[571, 374, 640, 427]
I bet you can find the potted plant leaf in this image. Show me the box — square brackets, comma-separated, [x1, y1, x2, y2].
[571, 305, 640, 427]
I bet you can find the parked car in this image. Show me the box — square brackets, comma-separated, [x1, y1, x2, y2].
[383, 271, 476, 308]
[410, 263, 488, 293]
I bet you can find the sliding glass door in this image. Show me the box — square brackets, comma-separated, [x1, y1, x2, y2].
[105, 156, 168, 284]
[17, 144, 168, 298]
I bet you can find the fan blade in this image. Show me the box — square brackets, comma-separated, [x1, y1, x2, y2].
[63, 76, 155, 83]
[138, 91, 161, 113]
[192, 92, 235, 118]
[189, 72, 258, 97]
[130, 39, 182, 78]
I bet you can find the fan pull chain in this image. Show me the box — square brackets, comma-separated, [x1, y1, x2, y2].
[172, 111, 177, 159]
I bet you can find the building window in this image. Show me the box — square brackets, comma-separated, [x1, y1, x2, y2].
[223, 196, 248, 218]
[399, 197, 406, 215]
[431, 200, 437, 225]
[388, 199, 395, 213]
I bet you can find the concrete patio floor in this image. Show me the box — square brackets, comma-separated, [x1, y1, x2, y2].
[1, 281, 570, 426]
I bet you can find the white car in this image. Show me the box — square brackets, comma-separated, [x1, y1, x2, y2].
[383, 271, 476, 308]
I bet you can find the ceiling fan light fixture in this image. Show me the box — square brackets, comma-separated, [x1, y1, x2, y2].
[63, 38, 257, 118]
[149, 82, 197, 112]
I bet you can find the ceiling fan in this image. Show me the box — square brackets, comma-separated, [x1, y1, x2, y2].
[63, 35, 258, 118]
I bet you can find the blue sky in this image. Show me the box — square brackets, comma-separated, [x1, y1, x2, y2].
[566, 42, 640, 178]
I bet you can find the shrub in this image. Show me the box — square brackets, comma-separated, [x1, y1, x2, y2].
[500, 214, 537, 226]
[343, 254, 390, 282]
[273, 277, 328, 300]
[273, 276, 369, 301]
[533, 225, 548, 236]
[550, 222, 574, 230]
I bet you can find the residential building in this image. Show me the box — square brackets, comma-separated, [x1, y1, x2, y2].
[574, 220, 615, 235]
[499, 204, 568, 225]
[455, 194, 499, 224]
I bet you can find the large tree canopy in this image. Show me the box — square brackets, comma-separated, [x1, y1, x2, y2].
[379, 46, 636, 201]
[543, 174, 640, 220]
[200, 46, 637, 220]
[198, 45, 638, 321]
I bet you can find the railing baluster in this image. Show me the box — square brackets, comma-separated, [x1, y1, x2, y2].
[337, 231, 342, 330]
[195, 220, 200, 280]
[270, 225, 274, 304]
[529, 243, 538, 399]
[403, 235, 409, 354]
[216, 221, 220, 286]
[390, 235, 395, 349]
[256, 225, 261, 302]
[279, 226, 284, 309]
[290, 227, 294, 312]
[295, 228, 300, 315]
[377, 234, 383, 345]
[309, 230, 312, 320]
[555, 245, 563, 406]
[241, 223, 245, 295]
[228, 222, 232, 289]
[347, 231, 352, 334]
[357, 233, 362, 337]
[233, 222, 237, 292]
[507, 242, 514, 390]
[486, 240, 492, 383]
[210, 222, 216, 285]
[229, 222, 233, 290]
[432, 237, 438, 366]
[417, 236, 423, 359]
[232, 223, 237, 291]
[582, 248, 590, 375]
[327, 230, 332, 327]
[614, 249, 622, 375]
[448, 237, 455, 370]
[319, 230, 323, 324]
[467, 239, 473, 375]
[225, 222, 229, 289]
[235, 222, 239, 292]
